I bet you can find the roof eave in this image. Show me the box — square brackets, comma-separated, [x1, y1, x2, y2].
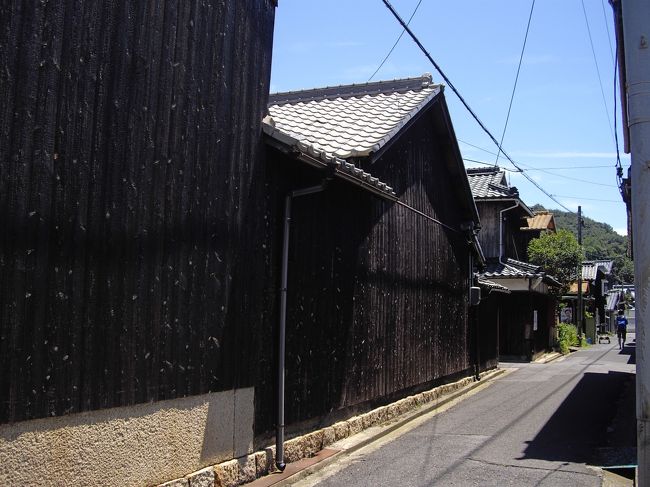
[367, 86, 443, 162]
[263, 127, 398, 201]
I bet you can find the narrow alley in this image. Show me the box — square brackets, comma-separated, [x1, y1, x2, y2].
[288, 333, 636, 487]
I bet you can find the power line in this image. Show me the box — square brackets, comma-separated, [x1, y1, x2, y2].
[550, 194, 622, 203]
[463, 158, 612, 171]
[380, 0, 571, 212]
[613, 49, 625, 197]
[463, 158, 617, 187]
[600, 0, 616, 66]
[368, 0, 424, 82]
[495, 0, 536, 166]
[581, 0, 616, 144]
[533, 168, 617, 187]
[459, 139, 501, 159]
[523, 165, 613, 171]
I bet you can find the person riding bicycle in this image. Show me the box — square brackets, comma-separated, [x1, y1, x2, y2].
[616, 310, 628, 349]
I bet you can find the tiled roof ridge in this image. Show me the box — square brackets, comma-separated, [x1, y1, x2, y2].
[269, 73, 435, 105]
[506, 258, 541, 272]
[466, 166, 502, 174]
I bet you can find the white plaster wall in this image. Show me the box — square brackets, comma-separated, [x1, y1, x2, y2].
[0, 388, 254, 487]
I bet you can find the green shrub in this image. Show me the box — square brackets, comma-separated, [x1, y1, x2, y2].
[557, 323, 579, 354]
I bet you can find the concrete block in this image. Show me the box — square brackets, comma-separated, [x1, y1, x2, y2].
[214, 459, 238, 487]
[302, 431, 324, 457]
[347, 416, 363, 436]
[158, 478, 189, 487]
[201, 390, 236, 465]
[404, 396, 417, 413]
[283, 438, 303, 463]
[322, 427, 336, 447]
[236, 456, 256, 484]
[394, 399, 407, 416]
[386, 404, 399, 420]
[254, 450, 270, 477]
[234, 388, 255, 457]
[333, 421, 349, 441]
[264, 446, 278, 473]
[186, 466, 215, 487]
[361, 410, 379, 429]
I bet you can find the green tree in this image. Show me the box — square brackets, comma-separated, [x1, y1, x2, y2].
[528, 229, 583, 294]
[531, 204, 634, 283]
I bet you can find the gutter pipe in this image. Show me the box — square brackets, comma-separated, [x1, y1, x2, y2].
[499, 201, 520, 265]
[276, 183, 328, 472]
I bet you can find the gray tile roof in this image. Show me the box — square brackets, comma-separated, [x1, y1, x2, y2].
[466, 167, 519, 199]
[582, 260, 614, 280]
[481, 258, 561, 287]
[266, 75, 440, 159]
[263, 75, 442, 198]
[606, 291, 621, 311]
[477, 277, 511, 294]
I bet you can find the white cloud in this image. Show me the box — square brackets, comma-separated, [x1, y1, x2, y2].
[614, 228, 628, 236]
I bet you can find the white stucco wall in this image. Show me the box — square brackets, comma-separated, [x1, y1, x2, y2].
[0, 387, 254, 487]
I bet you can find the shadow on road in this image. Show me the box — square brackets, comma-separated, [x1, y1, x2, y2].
[619, 340, 636, 365]
[519, 370, 636, 466]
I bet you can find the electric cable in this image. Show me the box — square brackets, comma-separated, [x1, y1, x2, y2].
[368, 0, 424, 82]
[581, 0, 616, 144]
[600, 0, 616, 66]
[495, 0, 536, 166]
[613, 49, 626, 198]
[464, 158, 612, 171]
[380, 0, 571, 212]
[464, 158, 616, 187]
[550, 194, 622, 203]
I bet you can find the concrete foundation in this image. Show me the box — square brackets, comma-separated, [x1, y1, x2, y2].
[0, 388, 254, 487]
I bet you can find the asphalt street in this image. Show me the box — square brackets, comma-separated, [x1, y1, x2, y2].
[291, 332, 636, 487]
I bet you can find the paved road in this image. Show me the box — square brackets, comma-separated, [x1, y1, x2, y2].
[293, 336, 636, 487]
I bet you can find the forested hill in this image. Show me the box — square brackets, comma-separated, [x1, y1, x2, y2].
[531, 204, 634, 283]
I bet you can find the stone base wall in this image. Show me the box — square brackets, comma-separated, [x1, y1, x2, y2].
[160, 372, 497, 487]
[0, 388, 254, 487]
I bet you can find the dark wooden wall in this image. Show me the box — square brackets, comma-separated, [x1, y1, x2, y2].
[475, 201, 529, 262]
[0, 0, 276, 423]
[258, 106, 474, 434]
[475, 202, 501, 259]
[497, 292, 554, 358]
[475, 294, 500, 371]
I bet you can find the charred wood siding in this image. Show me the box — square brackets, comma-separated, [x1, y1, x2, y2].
[259, 107, 472, 433]
[475, 203, 501, 259]
[498, 292, 553, 358]
[0, 1, 275, 423]
[475, 201, 529, 261]
[474, 296, 499, 372]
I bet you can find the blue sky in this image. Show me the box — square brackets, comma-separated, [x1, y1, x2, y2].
[270, 0, 630, 235]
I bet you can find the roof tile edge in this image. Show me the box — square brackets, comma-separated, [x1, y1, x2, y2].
[269, 73, 435, 105]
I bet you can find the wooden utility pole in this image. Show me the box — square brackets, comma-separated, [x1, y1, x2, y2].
[577, 206, 583, 337]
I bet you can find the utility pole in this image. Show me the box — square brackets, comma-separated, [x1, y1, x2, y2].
[577, 206, 583, 337]
[620, 0, 650, 483]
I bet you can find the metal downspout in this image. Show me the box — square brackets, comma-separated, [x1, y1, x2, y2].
[499, 201, 520, 265]
[276, 183, 326, 472]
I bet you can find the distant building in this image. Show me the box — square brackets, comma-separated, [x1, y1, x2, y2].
[467, 167, 560, 361]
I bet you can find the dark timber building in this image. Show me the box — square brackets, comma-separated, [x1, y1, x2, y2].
[467, 167, 560, 361]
